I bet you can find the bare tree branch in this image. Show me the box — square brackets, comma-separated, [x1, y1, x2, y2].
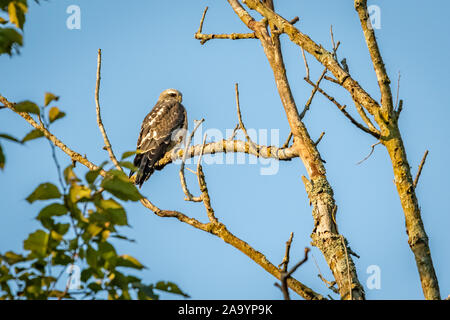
[301, 47, 310, 80]
[243, 0, 381, 117]
[354, 0, 393, 114]
[276, 246, 310, 300]
[304, 78, 380, 139]
[235, 83, 258, 152]
[195, 6, 256, 44]
[278, 232, 294, 271]
[95, 49, 122, 172]
[357, 142, 381, 165]
[314, 132, 325, 146]
[179, 119, 204, 202]
[282, 132, 292, 149]
[196, 134, 218, 224]
[354, 100, 380, 134]
[414, 150, 429, 188]
[299, 68, 327, 120]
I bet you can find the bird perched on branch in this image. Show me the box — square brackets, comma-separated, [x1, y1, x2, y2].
[130, 89, 187, 187]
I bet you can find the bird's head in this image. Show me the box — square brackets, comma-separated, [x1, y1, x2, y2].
[159, 88, 183, 103]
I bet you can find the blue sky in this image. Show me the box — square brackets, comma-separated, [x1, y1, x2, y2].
[1, 0, 449, 299]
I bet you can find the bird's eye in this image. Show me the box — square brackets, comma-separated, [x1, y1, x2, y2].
[169, 93, 176, 97]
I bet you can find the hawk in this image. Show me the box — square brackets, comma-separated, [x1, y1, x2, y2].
[130, 89, 187, 187]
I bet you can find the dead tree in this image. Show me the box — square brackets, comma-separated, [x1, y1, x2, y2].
[193, 0, 439, 299]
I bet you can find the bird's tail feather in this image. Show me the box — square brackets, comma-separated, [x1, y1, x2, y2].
[135, 155, 156, 188]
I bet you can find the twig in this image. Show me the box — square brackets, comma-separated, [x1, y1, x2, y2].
[395, 71, 401, 110]
[314, 132, 325, 146]
[311, 253, 339, 294]
[196, 134, 218, 224]
[195, 7, 256, 45]
[277, 247, 310, 300]
[235, 83, 259, 154]
[39, 107, 67, 192]
[304, 78, 380, 139]
[301, 47, 310, 79]
[196, 6, 208, 34]
[289, 16, 299, 25]
[278, 232, 294, 271]
[396, 99, 403, 118]
[179, 119, 205, 202]
[330, 25, 340, 61]
[95, 49, 122, 172]
[413, 150, 429, 188]
[299, 68, 327, 119]
[354, 100, 380, 135]
[282, 132, 292, 149]
[227, 123, 240, 141]
[357, 141, 381, 165]
[324, 75, 340, 85]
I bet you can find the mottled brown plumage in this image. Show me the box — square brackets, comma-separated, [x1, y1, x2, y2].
[130, 89, 187, 187]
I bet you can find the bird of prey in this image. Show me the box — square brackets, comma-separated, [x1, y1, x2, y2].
[130, 89, 187, 187]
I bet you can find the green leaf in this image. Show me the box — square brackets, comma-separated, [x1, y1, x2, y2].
[120, 150, 136, 160]
[132, 283, 159, 300]
[37, 203, 68, 220]
[48, 106, 65, 123]
[98, 242, 116, 262]
[87, 282, 102, 292]
[0, 27, 23, 56]
[101, 170, 142, 202]
[80, 268, 93, 282]
[69, 184, 91, 203]
[53, 223, 70, 236]
[21, 129, 44, 143]
[26, 183, 61, 203]
[116, 254, 145, 270]
[86, 246, 97, 269]
[14, 100, 40, 115]
[85, 223, 102, 239]
[63, 165, 80, 184]
[44, 92, 59, 107]
[97, 199, 127, 226]
[155, 281, 190, 298]
[23, 230, 49, 257]
[0, 133, 21, 143]
[0, 143, 4, 170]
[8, 1, 27, 30]
[119, 161, 138, 172]
[50, 230, 63, 242]
[1, 251, 25, 265]
[85, 169, 101, 184]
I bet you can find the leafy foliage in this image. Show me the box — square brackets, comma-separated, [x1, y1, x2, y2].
[1, 92, 68, 169]
[0, 0, 30, 55]
[0, 163, 189, 300]
[0, 133, 22, 170]
[0, 93, 189, 300]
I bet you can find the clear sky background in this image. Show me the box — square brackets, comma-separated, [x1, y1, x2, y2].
[1, 0, 449, 299]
